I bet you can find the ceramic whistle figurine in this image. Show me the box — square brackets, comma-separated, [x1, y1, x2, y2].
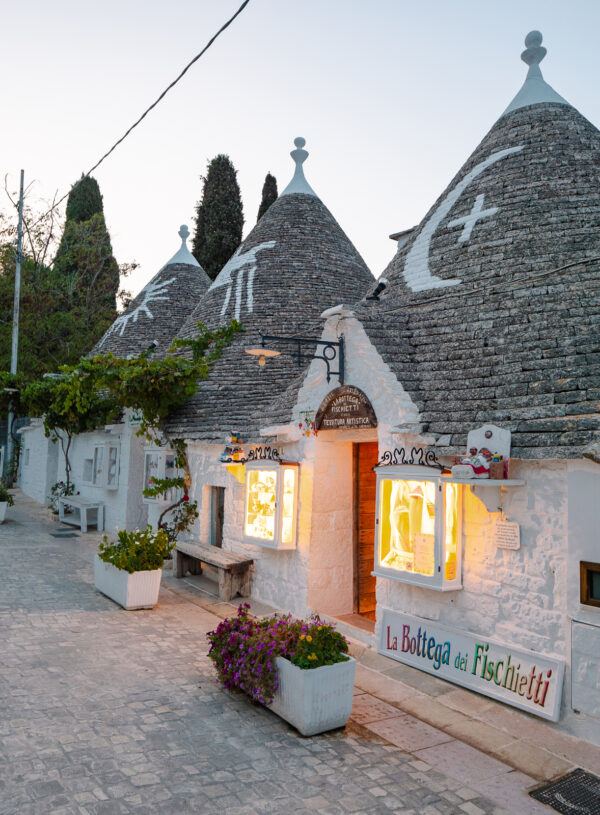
[451, 447, 492, 479]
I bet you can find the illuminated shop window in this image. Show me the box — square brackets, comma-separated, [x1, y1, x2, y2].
[374, 466, 463, 591]
[243, 461, 298, 549]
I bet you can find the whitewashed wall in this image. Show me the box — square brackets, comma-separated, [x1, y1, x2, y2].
[306, 439, 354, 615]
[566, 458, 600, 743]
[293, 312, 421, 450]
[183, 441, 310, 617]
[54, 422, 147, 534]
[18, 420, 59, 505]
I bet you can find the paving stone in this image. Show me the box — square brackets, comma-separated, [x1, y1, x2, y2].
[365, 715, 455, 751]
[351, 693, 406, 725]
[0, 497, 525, 815]
[414, 741, 511, 785]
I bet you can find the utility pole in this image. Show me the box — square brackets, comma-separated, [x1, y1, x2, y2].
[5, 170, 24, 482]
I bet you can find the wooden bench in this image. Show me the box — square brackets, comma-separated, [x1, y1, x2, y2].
[58, 497, 105, 533]
[173, 541, 253, 602]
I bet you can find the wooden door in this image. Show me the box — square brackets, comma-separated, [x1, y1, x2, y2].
[355, 442, 378, 619]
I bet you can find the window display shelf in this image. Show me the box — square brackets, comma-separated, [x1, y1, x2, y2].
[441, 477, 525, 513]
[441, 477, 525, 487]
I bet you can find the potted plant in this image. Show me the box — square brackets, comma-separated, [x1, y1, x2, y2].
[0, 480, 14, 523]
[94, 525, 174, 610]
[207, 605, 356, 736]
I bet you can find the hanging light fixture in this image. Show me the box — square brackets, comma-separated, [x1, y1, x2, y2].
[245, 334, 344, 383]
[245, 346, 281, 367]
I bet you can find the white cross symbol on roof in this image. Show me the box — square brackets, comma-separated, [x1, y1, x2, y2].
[447, 193, 499, 243]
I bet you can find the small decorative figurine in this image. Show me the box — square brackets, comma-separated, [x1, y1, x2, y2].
[452, 447, 493, 479]
[451, 425, 511, 480]
[298, 411, 318, 437]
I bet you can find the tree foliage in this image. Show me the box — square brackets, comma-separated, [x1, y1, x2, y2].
[52, 175, 120, 353]
[17, 320, 242, 488]
[257, 173, 278, 222]
[192, 155, 244, 280]
[65, 175, 104, 223]
[0, 178, 131, 379]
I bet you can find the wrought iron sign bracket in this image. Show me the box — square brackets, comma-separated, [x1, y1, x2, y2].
[260, 334, 344, 384]
[244, 446, 282, 464]
[377, 446, 444, 471]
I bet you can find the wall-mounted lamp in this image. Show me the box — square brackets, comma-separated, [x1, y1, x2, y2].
[366, 277, 388, 301]
[245, 334, 344, 384]
[245, 346, 281, 367]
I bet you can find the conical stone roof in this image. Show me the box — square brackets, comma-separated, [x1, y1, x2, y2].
[166, 138, 374, 441]
[94, 225, 211, 358]
[357, 32, 600, 459]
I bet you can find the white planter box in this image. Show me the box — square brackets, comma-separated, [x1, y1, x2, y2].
[268, 655, 356, 736]
[0, 502, 7, 524]
[93, 555, 162, 610]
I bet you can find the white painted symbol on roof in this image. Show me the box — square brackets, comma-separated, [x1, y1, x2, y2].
[402, 146, 524, 293]
[99, 276, 177, 345]
[447, 194, 499, 243]
[209, 241, 277, 319]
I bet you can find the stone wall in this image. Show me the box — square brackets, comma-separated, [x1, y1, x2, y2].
[566, 458, 600, 743]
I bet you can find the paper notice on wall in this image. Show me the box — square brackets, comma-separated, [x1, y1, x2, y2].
[495, 521, 520, 550]
[414, 533, 435, 575]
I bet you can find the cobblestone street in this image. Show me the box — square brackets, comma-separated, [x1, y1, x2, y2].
[1, 496, 548, 815]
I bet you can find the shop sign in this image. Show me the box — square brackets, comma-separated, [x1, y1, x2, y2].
[379, 609, 564, 721]
[314, 386, 377, 431]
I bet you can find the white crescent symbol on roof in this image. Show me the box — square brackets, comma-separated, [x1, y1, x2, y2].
[403, 145, 524, 293]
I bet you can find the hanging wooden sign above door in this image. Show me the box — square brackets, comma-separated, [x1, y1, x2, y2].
[314, 386, 377, 431]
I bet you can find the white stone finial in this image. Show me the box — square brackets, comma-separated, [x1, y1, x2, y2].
[281, 136, 317, 197]
[502, 29, 570, 116]
[162, 223, 201, 268]
[522, 30, 546, 66]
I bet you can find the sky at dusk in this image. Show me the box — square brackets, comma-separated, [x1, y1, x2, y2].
[3, 0, 600, 299]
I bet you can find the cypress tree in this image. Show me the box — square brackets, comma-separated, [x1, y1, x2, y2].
[52, 175, 120, 357]
[192, 155, 244, 280]
[257, 173, 278, 222]
[65, 175, 104, 223]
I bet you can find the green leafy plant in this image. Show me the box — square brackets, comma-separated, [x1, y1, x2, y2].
[207, 605, 349, 705]
[15, 320, 241, 494]
[0, 479, 15, 507]
[48, 480, 77, 513]
[98, 525, 174, 573]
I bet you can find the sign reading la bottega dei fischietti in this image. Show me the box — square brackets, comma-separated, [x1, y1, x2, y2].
[379, 609, 564, 721]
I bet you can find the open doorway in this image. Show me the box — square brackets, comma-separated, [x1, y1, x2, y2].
[355, 442, 378, 620]
[210, 486, 225, 548]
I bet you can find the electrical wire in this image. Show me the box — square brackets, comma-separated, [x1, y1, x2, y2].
[29, 0, 251, 228]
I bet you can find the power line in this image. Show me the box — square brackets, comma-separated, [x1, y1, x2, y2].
[30, 0, 251, 227]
